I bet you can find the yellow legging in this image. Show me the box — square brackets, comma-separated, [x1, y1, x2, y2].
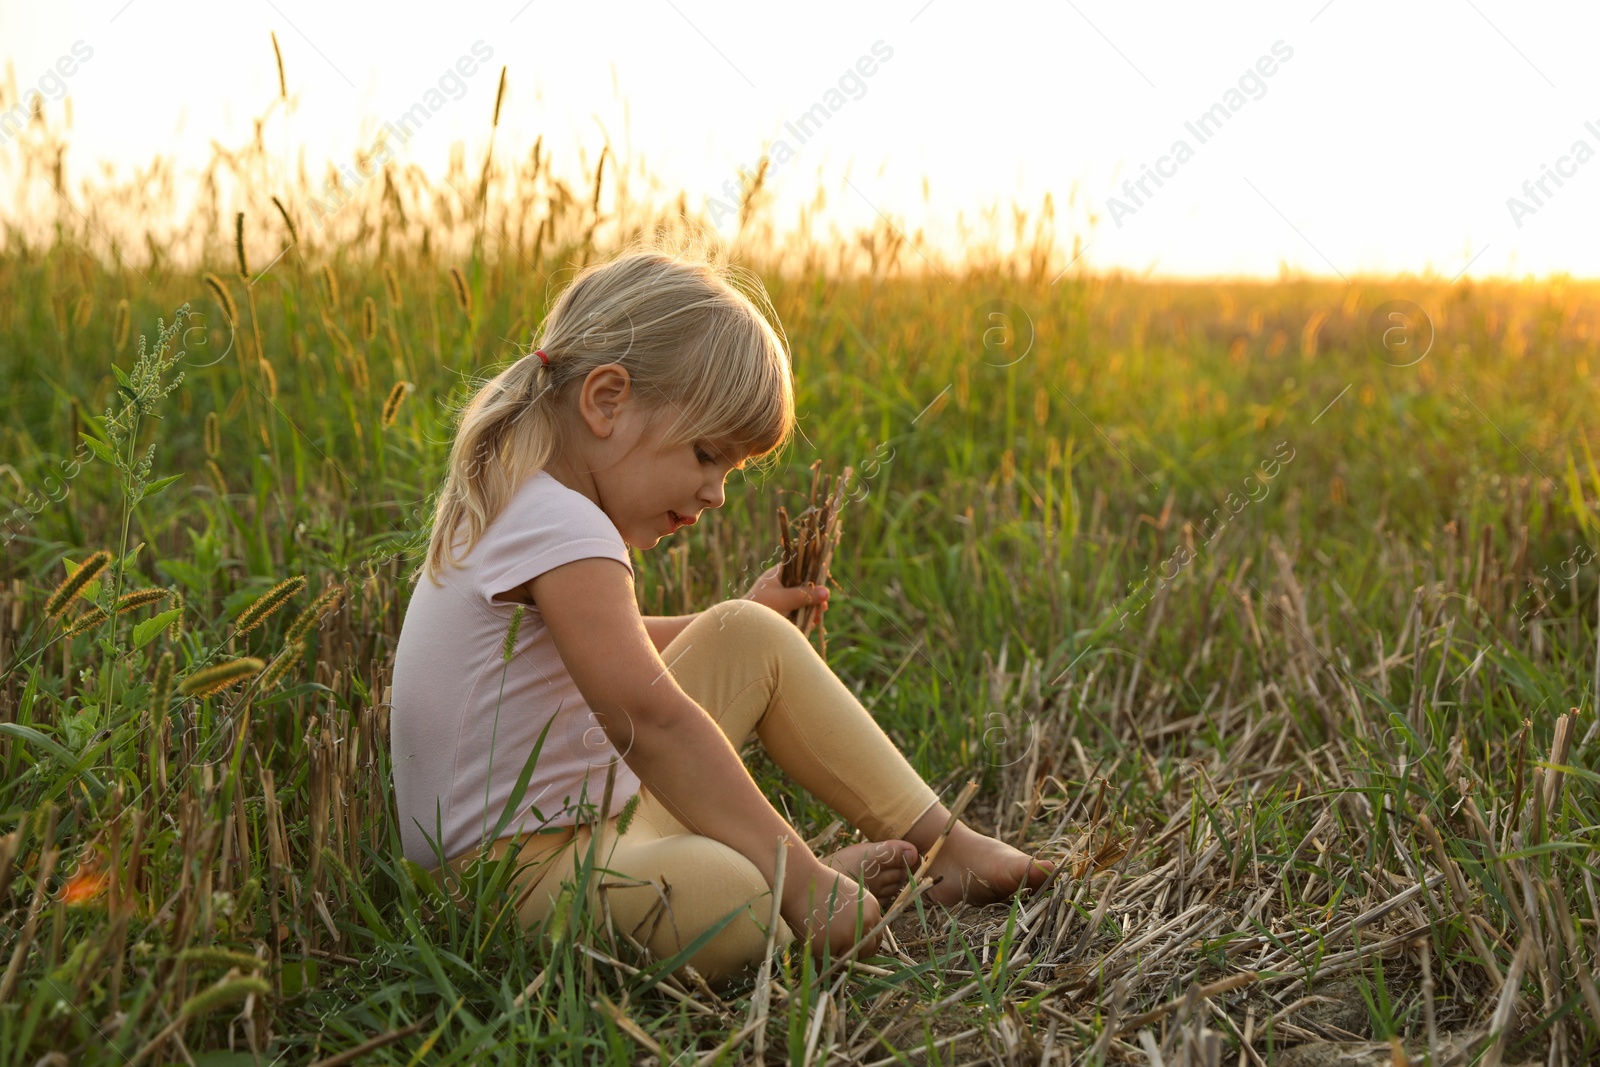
[442, 597, 942, 986]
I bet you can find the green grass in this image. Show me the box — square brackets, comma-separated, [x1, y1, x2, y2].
[1, 132, 1599, 1064]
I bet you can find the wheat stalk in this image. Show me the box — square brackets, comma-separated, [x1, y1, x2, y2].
[776, 461, 853, 655]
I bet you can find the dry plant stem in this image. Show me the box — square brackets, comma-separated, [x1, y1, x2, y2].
[0, 806, 58, 1004]
[776, 461, 853, 655]
[303, 1018, 431, 1067]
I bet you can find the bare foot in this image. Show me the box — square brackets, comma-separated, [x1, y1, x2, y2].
[918, 821, 1055, 907]
[820, 840, 918, 906]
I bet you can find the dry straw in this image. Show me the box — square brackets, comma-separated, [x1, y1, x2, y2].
[381, 381, 413, 428]
[202, 273, 238, 328]
[232, 576, 307, 636]
[492, 67, 507, 128]
[448, 266, 472, 318]
[320, 263, 340, 307]
[45, 550, 112, 618]
[362, 296, 378, 343]
[234, 212, 250, 281]
[177, 657, 265, 698]
[776, 461, 852, 655]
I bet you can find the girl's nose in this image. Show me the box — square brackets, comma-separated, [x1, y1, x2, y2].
[699, 475, 726, 509]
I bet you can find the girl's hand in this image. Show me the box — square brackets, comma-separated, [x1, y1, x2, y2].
[784, 859, 884, 962]
[743, 564, 830, 622]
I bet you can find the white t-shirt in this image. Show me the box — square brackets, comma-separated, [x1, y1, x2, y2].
[391, 468, 642, 867]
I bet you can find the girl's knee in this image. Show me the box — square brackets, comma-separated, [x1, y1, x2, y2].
[699, 597, 800, 648]
[653, 837, 793, 984]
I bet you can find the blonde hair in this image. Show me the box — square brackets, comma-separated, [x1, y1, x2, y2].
[422, 244, 795, 584]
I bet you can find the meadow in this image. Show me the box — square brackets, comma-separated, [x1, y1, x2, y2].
[1, 106, 1599, 1066]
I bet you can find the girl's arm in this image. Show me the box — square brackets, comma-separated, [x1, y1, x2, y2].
[530, 557, 878, 957]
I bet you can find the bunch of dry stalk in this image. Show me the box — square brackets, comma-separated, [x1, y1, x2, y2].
[776, 461, 853, 656]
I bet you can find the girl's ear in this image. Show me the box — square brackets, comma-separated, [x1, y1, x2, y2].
[578, 363, 634, 437]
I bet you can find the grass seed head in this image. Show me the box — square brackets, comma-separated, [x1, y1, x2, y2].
[259, 357, 278, 400]
[258, 641, 303, 690]
[363, 296, 378, 342]
[112, 587, 172, 614]
[179, 976, 272, 1019]
[177, 946, 265, 971]
[284, 584, 343, 643]
[149, 650, 175, 721]
[177, 657, 265, 698]
[270, 194, 299, 247]
[202, 273, 238, 328]
[204, 412, 221, 458]
[234, 212, 250, 280]
[45, 550, 112, 618]
[320, 263, 340, 307]
[232, 575, 307, 636]
[502, 604, 525, 662]
[270, 31, 287, 100]
[381, 381, 412, 428]
[382, 261, 402, 309]
[448, 266, 472, 318]
[167, 588, 185, 640]
[64, 606, 109, 637]
[113, 298, 130, 350]
[615, 792, 639, 835]
[491, 66, 507, 128]
[206, 459, 227, 496]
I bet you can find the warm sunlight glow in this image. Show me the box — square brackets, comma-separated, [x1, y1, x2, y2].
[5, 1, 1600, 278]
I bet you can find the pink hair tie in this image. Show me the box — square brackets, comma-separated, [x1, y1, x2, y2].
[535, 349, 549, 366]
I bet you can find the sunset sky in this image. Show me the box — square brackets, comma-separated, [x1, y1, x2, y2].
[4, 0, 1600, 279]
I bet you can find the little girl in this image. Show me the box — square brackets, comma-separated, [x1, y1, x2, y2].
[390, 246, 1054, 986]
